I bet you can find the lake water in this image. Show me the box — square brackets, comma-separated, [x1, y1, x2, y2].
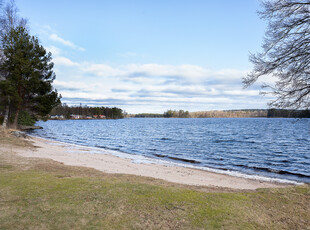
[30, 118, 310, 184]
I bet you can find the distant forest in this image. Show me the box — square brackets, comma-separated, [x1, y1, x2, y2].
[131, 109, 310, 118]
[50, 104, 124, 119]
[49, 106, 310, 120]
[129, 110, 190, 118]
[267, 109, 310, 118]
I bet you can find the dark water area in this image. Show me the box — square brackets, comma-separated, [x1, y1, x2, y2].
[30, 118, 310, 183]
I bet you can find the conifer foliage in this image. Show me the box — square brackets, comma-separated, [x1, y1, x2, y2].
[0, 26, 60, 127]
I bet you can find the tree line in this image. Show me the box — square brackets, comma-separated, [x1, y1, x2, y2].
[131, 109, 310, 118]
[130, 110, 190, 118]
[50, 104, 124, 119]
[190, 110, 268, 118]
[133, 113, 164, 118]
[267, 109, 310, 118]
[163, 110, 190, 118]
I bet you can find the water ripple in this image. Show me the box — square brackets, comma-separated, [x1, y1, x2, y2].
[29, 118, 310, 183]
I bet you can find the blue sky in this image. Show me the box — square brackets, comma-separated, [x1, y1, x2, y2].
[16, 0, 272, 113]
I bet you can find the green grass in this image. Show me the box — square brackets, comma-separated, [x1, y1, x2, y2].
[0, 135, 309, 229]
[1, 162, 309, 229]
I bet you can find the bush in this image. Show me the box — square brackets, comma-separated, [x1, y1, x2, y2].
[18, 111, 36, 126]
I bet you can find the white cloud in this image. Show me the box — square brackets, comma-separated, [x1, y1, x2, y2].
[215, 69, 249, 79]
[52, 57, 271, 113]
[125, 64, 207, 79]
[49, 33, 85, 51]
[222, 89, 260, 96]
[46, 46, 61, 56]
[82, 64, 125, 77]
[79, 63, 249, 83]
[54, 80, 87, 89]
[53, 57, 79, 67]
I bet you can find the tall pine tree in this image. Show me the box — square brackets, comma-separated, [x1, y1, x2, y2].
[0, 26, 60, 128]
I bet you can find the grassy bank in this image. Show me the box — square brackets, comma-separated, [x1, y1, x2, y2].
[0, 132, 309, 229]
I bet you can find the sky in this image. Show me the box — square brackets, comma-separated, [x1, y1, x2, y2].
[15, 0, 273, 113]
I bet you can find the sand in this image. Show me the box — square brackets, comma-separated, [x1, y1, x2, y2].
[12, 136, 293, 190]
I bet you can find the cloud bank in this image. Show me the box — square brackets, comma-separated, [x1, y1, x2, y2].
[51, 55, 270, 113]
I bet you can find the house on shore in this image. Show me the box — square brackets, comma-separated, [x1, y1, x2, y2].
[50, 115, 65, 120]
[70, 114, 81, 119]
[68, 114, 106, 119]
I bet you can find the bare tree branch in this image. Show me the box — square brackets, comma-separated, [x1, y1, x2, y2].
[244, 0, 310, 109]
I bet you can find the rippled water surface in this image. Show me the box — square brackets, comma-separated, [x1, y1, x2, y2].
[30, 118, 310, 183]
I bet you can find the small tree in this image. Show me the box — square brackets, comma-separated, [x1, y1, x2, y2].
[0, 26, 60, 128]
[244, 0, 310, 109]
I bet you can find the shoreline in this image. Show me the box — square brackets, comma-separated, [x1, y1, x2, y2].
[27, 134, 303, 185]
[12, 135, 297, 190]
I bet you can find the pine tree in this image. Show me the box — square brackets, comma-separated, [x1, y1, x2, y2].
[0, 26, 60, 128]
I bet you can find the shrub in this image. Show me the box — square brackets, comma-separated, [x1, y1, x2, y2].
[18, 111, 36, 126]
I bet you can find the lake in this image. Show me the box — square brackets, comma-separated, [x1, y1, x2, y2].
[30, 118, 310, 183]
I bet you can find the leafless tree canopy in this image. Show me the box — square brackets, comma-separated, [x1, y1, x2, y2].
[0, 0, 27, 66]
[0, 0, 27, 40]
[243, 0, 310, 109]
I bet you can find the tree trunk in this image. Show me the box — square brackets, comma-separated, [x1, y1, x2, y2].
[13, 108, 20, 129]
[2, 105, 10, 128]
[2, 97, 10, 129]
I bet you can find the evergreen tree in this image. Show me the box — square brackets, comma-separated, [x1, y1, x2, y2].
[0, 0, 28, 128]
[0, 26, 60, 128]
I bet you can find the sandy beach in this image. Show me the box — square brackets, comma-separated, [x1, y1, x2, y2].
[2, 136, 292, 190]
